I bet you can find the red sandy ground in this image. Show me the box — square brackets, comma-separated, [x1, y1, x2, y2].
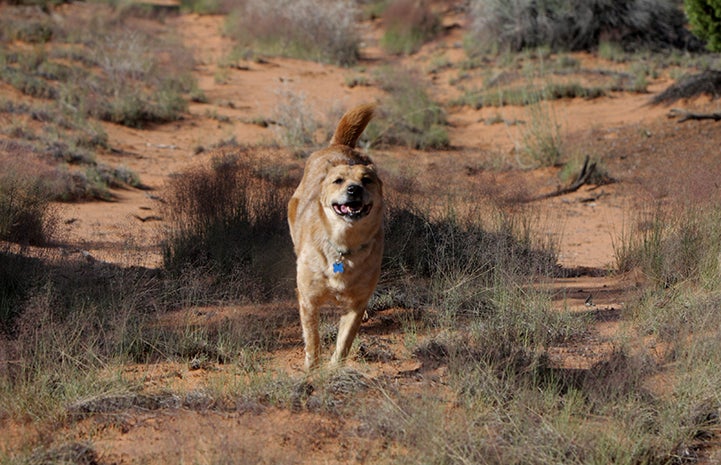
[3, 4, 721, 464]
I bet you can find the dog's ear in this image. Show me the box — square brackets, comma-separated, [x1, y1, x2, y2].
[330, 103, 375, 148]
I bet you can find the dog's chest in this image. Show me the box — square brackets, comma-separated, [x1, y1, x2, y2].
[323, 248, 379, 297]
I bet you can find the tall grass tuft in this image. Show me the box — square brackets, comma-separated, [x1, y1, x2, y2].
[616, 204, 721, 289]
[367, 66, 449, 149]
[517, 97, 564, 168]
[227, 0, 360, 66]
[611, 202, 721, 462]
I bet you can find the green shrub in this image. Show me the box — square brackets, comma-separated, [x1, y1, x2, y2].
[684, 0, 721, 51]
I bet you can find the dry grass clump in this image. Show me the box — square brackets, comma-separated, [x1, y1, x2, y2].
[161, 152, 297, 301]
[378, 183, 562, 331]
[226, 0, 360, 66]
[271, 87, 321, 151]
[517, 97, 564, 168]
[0, 256, 163, 420]
[60, 27, 192, 128]
[380, 0, 440, 55]
[0, 156, 58, 246]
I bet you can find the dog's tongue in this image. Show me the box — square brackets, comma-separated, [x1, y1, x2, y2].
[343, 203, 363, 214]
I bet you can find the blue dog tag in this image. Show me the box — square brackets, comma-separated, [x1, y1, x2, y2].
[333, 261, 344, 273]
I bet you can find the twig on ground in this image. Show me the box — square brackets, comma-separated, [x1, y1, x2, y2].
[527, 155, 597, 202]
[667, 108, 721, 123]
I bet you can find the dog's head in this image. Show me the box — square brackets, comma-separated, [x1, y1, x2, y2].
[289, 103, 383, 243]
[320, 162, 382, 224]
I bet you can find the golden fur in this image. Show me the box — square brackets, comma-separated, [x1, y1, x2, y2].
[288, 103, 383, 370]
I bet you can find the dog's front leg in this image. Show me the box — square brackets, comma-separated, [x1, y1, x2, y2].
[299, 300, 321, 370]
[330, 305, 366, 366]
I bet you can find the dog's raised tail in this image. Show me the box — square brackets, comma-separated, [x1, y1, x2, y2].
[330, 103, 376, 149]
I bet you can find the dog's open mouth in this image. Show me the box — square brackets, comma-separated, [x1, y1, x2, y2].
[332, 201, 372, 219]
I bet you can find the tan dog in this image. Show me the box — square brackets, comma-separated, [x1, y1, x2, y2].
[288, 103, 383, 370]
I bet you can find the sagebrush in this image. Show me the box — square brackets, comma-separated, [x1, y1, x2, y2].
[468, 0, 698, 53]
[227, 0, 360, 66]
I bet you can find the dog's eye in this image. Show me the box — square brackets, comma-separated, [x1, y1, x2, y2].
[361, 177, 373, 185]
[333, 178, 344, 185]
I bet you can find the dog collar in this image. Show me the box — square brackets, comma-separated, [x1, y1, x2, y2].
[329, 241, 372, 274]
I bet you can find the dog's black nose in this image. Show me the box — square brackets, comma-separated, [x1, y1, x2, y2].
[347, 184, 362, 197]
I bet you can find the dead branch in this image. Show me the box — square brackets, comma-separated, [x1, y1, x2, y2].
[527, 155, 597, 202]
[667, 108, 721, 123]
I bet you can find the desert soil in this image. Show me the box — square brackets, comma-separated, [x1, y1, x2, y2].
[3, 3, 721, 464]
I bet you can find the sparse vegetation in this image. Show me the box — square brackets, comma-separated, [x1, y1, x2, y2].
[0, 3, 198, 202]
[0, 15, 193, 128]
[453, 81, 609, 109]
